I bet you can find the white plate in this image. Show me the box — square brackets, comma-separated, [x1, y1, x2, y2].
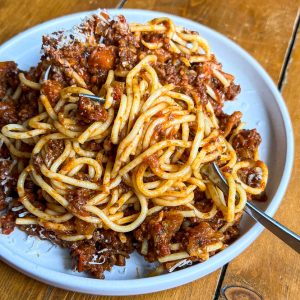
[0, 9, 294, 296]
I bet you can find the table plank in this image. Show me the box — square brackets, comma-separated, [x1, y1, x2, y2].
[218, 31, 300, 300]
[0, 261, 51, 300]
[0, 0, 120, 44]
[46, 272, 219, 300]
[124, 0, 299, 82]
[0, 1, 299, 299]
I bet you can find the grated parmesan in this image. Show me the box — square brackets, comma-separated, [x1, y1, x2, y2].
[18, 211, 29, 218]
[42, 9, 110, 51]
[11, 205, 24, 212]
[88, 253, 106, 265]
[168, 259, 193, 273]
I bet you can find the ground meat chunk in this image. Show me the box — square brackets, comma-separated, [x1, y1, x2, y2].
[0, 144, 10, 159]
[0, 190, 7, 211]
[17, 91, 39, 121]
[226, 82, 241, 100]
[73, 242, 96, 272]
[232, 129, 262, 159]
[74, 218, 97, 235]
[155, 62, 181, 85]
[134, 211, 184, 260]
[0, 158, 16, 210]
[44, 139, 64, 166]
[66, 188, 94, 217]
[103, 15, 139, 71]
[77, 96, 108, 124]
[194, 191, 216, 214]
[207, 211, 226, 231]
[71, 229, 133, 279]
[104, 15, 136, 45]
[88, 46, 116, 70]
[218, 111, 242, 137]
[31, 154, 44, 174]
[222, 225, 240, 243]
[0, 101, 18, 127]
[0, 159, 13, 181]
[0, 61, 17, 75]
[0, 211, 15, 234]
[32, 140, 64, 171]
[111, 81, 125, 106]
[238, 168, 262, 188]
[0, 61, 19, 98]
[41, 80, 63, 106]
[118, 39, 138, 70]
[182, 222, 223, 256]
[152, 48, 172, 63]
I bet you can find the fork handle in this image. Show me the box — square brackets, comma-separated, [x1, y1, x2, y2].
[203, 162, 300, 254]
[245, 201, 300, 254]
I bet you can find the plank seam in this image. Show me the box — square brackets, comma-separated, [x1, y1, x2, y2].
[212, 263, 228, 300]
[116, 0, 128, 9]
[43, 285, 55, 300]
[278, 9, 300, 91]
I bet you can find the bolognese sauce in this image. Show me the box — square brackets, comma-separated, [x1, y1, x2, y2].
[0, 12, 267, 279]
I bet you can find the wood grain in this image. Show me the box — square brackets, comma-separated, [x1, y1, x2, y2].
[0, 260, 51, 300]
[0, 0, 120, 44]
[46, 272, 219, 300]
[0, 1, 299, 299]
[218, 29, 300, 300]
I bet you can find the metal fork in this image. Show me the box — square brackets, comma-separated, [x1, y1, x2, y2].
[202, 162, 300, 254]
[42, 65, 105, 104]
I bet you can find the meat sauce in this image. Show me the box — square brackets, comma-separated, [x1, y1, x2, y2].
[0, 61, 19, 98]
[0, 101, 18, 126]
[88, 46, 116, 70]
[135, 211, 184, 260]
[41, 80, 63, 106]
[0, 212, 15, 234]
[218, 111, 243, 137]
[70, 229, 133, 279]
[232, 129, 262, 160]
[66, 188, 93, 217]
[182, 222, 223, 256]
[77, 96, 108, 124]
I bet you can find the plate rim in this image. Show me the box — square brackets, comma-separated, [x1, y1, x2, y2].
[0, 8, 294, 295]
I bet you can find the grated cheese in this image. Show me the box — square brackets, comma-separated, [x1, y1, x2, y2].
[43, 9, 110, 51]
[168, 259, 193, 273]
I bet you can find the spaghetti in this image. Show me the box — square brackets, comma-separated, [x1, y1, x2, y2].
[0, 12, 268, 278]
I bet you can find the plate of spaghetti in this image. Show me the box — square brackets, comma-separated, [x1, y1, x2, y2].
[0, 9, 293, 295]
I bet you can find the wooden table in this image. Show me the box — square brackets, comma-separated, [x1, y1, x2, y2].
[1, 1, 300, 299]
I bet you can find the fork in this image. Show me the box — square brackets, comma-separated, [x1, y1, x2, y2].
[202, 162, 300, 254]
